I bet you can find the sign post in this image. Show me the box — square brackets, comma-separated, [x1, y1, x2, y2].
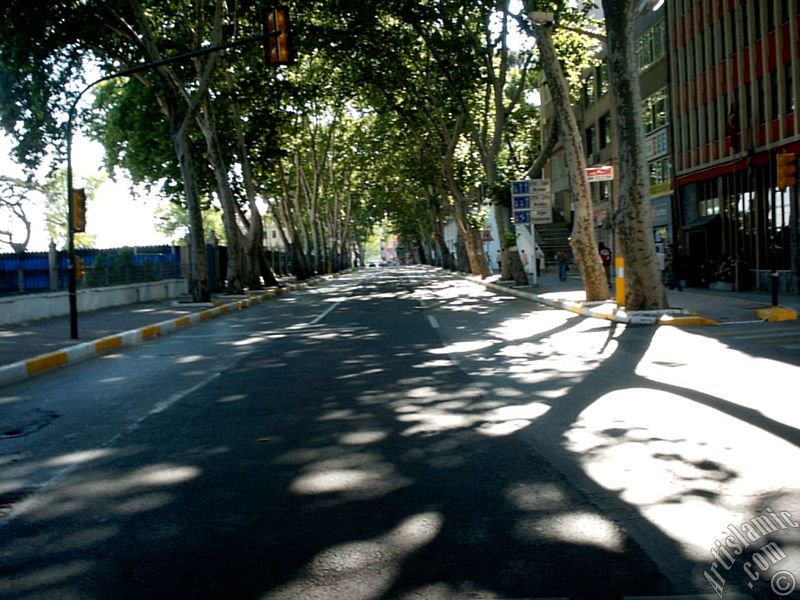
[511, 179, 552, 285]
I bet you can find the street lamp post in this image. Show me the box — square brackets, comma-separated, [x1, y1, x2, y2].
[65, 19, 288, 339]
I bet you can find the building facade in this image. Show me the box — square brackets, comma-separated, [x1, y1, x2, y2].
[667, 0, 799, 291]
[541, 0, 799, 293]
[541, 2, 674, 259]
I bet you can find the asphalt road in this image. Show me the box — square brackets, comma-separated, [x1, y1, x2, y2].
[1, 267, 798, 599]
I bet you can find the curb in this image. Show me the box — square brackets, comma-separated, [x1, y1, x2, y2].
[477, 279, 714, 326]
[756, 305, 798, 322]
[0, 280, 319, 388]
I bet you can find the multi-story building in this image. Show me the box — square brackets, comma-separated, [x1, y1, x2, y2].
[540, 2, 673, 259]
[667, 0, 799, 292]
[542, 1, 799, 293]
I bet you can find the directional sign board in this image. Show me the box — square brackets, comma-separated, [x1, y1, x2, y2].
[586, 165, 614, 182]
[513, 196, 531, 210]
[514, 210, 531, 224]
[511, 179, 552, 225]
[531, 195, 552, 223]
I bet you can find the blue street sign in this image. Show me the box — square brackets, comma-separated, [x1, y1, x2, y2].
[512, 181, 529, 194]
[514, 210, 531, 224]
[513, 196, 531, 209]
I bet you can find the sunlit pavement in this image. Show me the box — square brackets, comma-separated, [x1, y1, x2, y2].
[0, 266, 798, 599]
[411, 269, 800, 598]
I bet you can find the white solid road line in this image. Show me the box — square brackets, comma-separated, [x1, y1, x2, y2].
[310, 300, 344, 325]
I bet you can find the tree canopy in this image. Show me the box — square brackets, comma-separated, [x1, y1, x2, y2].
[0, 0, 664, 307]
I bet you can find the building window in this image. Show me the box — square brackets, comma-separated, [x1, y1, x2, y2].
[586, 125, 596, 157]
[758, 78, 766, 124]
[642, 88, 668, 134]
[599, 112, 612, 149]
[754, 1, 762, 40]
[770, 69, 779, 121]
[729, 10, 737, 56]
[637, 19, 666, 71]
[710, 20, 717, 64]
[583, 76, 595, 106]
[597, 63, 609, 97]
[649, 157, 672, 187]
[599, 180, 611, 202]
[699, 197, 721, 216]
[709, 100, 719, 142]
[700, 28, 707, 64]
[742, 3, 750, 47]
[745, 82, 753, 124]
[720, 17, 727, 59]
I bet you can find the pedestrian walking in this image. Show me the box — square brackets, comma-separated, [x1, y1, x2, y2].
[665, 244, 684, 291]
[656, 245, 666, 280]
[556, 250, 568, 281]
[598, 242, 612, 283]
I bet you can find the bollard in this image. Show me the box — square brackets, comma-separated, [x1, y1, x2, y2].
[615, 256, 625, 306]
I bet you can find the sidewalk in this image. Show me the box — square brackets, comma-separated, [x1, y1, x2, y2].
[0, 286, 297, 388]
[480, 269, 800, 325]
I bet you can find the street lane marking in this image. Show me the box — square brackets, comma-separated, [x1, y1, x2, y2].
[311, 300, 343, 324]
[428, 315, 439, 329]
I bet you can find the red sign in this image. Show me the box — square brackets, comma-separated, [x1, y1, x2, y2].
[586, 165, 614, 182]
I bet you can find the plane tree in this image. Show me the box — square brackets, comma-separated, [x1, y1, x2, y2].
[0, 0, 253, 301]
[307, 0, 496, 277]
[521, 1, 609, 301]
[601, 0, 665, 308]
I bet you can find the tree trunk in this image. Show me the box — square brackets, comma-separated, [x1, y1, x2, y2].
[602, 0, 666, 309]
[531, 19, 608, 301]
[450, 191, 490, 278]
[170, 122, 209, 302]
[507, 246, 528, 285]
[225, 74, 279, 289]
[198, 94, 244, 294]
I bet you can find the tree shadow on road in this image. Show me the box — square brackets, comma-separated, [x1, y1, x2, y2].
[1, 268, 798, 599]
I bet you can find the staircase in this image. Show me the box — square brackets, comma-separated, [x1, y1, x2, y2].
[534, 220, 572, 266]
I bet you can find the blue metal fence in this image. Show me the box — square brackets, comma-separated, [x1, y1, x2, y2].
[1, 245, 293, 295]
[0, 246, 183, 295]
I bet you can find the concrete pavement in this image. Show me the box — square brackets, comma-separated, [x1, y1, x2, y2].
[0, 267, 798, 388]
[479, 268, 800, 326]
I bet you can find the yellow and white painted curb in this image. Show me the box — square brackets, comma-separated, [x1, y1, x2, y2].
[0, 280, 319, 388]
[478, 279, 713, 327]
[756, 305, 798, 322]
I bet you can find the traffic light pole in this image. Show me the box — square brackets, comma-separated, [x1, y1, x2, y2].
[65, 29, 278, 339]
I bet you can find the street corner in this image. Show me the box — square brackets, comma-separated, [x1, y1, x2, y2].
[756, 305, 799, 322]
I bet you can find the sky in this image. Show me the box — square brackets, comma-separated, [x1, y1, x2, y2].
[1, 132, 172, 252]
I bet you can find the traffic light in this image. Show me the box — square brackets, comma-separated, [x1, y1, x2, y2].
[264, 6, 293, 66]
[75, 256, 85, 279]
[776, 153, 797, 190]
[71, 188, 87, 232]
